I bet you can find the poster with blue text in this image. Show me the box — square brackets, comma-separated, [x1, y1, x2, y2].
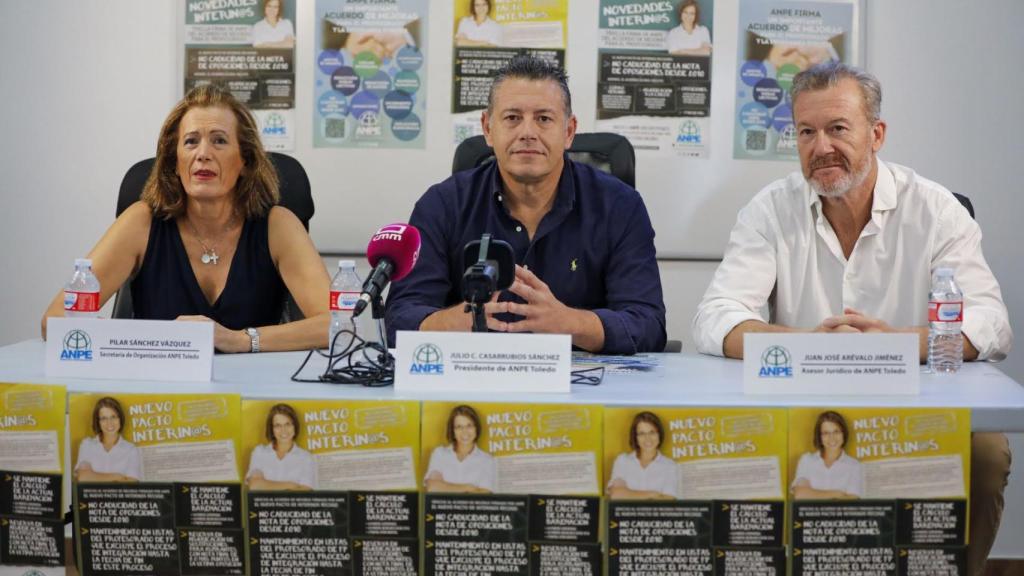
[596, 0, 715, 158]
[314, 0, 428, 149]
[733, 0, 859, 160]
[185, 0, 297, 151]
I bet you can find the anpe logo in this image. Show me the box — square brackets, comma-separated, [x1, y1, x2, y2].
[410, 343, 443, 375]
[262, 112, 287, 136]
[676, 120, 702, 144]
[759, 345, 792, 377]
[61, 329, 93, 361]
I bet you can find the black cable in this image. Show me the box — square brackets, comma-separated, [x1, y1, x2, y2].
[571, 365, 605, 385]
[291, 329, 394, 387]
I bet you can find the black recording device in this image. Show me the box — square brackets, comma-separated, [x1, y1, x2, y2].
[462, 234, 514, 332]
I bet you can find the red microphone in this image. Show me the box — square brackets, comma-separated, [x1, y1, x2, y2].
[353, 223, 421, 318]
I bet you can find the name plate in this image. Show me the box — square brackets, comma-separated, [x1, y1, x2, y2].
[743, 333, 919, 395]
[394, 331, 571, 394]
[45, 318, 213, 382]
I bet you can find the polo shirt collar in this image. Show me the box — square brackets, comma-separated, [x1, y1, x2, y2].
[488, 153, 577, 214]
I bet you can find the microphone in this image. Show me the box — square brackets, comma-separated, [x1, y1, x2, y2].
[353, 223, 421, 318]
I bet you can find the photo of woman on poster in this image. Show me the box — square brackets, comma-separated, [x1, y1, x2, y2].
[75, 397, 142, 483]
[607, 411, 679, 500]
[425, 405, 496, 493]
[252, 0, 295, 49]
[455, 0, 503, 47]
[792, 410, 863, 499]
[666, 0, 711, 56]
[246, 403, 317, 490]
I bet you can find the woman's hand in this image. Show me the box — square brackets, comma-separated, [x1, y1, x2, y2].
[176, 315, 251, 353]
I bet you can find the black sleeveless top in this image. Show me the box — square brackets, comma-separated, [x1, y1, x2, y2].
[131, 216, 286, 330]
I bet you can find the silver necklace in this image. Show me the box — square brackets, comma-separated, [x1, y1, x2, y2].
[185, 217, 220, 265]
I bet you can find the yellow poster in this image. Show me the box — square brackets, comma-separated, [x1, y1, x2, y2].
[604, 407, 788, 500]
[0, 383, 65, 476]
[421, 401, 602, 495]
[69, 392, 242, 483]
[788, 407, 971, 500]
[241, 399, 421, 491]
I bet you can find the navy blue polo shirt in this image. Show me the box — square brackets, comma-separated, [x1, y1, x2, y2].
[385, 156, 666, 354]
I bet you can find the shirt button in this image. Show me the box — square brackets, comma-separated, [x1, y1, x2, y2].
[516, 226, 522, 232]
[497, 195, 503, 202]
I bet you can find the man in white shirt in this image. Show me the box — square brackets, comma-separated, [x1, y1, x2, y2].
[692, 61, 1011, 576]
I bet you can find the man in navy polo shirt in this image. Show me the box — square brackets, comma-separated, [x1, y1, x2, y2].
[386, 55, 666, 354]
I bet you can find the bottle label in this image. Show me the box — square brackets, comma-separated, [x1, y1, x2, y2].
[928, 301, 963, 322]
[64, 290, 100, 312]
[330, 291, 360, 311]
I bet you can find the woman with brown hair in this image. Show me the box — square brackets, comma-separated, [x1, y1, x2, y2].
[792, 410, 863, 499]
[42, 84, 329, 352]
[424, 404, 495, 493]
[75, 396, 141, 483]
[607, 411, 679, 500]
[246, 403, 316, 491]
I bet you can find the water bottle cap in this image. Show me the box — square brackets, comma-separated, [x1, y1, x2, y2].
[75, 258, 93, 268]
[934, 267, 954, 277]
[338, 259, 356, 269]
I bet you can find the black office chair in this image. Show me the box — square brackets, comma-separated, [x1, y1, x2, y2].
[452, 132, 637, 188]
[952, 192, 974, 219]
[451, 133, 680, 353]
[110, 152, 314, 321]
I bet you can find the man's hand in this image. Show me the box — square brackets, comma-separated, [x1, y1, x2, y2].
[420, 292, 510, 332]
[503, 266, 604, 351]
[818, 307, 894, 333]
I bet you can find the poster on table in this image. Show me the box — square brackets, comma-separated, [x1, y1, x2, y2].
[314, 0, 428, 149]
[421, 401, 603, 576]
[184, 0, 297, 151]
[241, 399, 421, 576]
[0, 383, 65, 576]
[788, 408, 970, 576]
[451, 0, 569, 144]
[70, 393, 244, 576]
[595, 0, 715, 157]
[604, 407, 788, 576]
[733, 0, 860, 160]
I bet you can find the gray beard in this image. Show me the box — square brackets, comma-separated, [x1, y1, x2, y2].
[808, 156, 873, 198]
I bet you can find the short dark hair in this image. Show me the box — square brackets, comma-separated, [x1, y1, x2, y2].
[628, 411, 664, 452]
[91, 396, 125, 436]
[791, 61, 882, 124]
[487, 55, 572, 117]
[446, 404, 482, 445]
[812, 410, 849, 453]
[265, 403, 301, 445]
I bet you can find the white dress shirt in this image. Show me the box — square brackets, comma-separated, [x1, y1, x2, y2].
[75, 436, 142, 481]
[425, 444, 496, 492]
[792, 450, 863, 497]
[693, 160, 1011, 360]
[246, 443, 317, 490]
[607, 451, 680, 498]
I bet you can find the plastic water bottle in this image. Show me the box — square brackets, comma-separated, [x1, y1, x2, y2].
[927, 267, 963, 374]
[328, 260, 360, 353]
[64, 258, 101, 318]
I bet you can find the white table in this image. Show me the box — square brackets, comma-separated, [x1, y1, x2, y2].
[4, 339, 1024, 431]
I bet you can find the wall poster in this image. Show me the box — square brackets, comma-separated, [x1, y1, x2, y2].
[314, 0, 428, 149]
[185, 0, 298, 151]
[596, 0, 715, 157]
[733, 0, 860, 160]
